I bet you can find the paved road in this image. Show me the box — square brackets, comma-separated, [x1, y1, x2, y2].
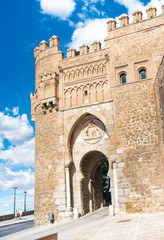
[2, 208, 110, 240]
[1, 209, 164, 240]
[0, 220, 34, 238]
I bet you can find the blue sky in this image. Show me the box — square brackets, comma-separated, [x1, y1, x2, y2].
[0, 0, 163, 215]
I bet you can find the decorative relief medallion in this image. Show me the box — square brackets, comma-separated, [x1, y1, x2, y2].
[81, 119, 105, 144]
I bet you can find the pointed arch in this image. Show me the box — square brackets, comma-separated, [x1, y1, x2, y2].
[64, 89, 70, 108]
[94, 64, 99, 74]
[70, 88, 76, 107]
[76, 69, 80, 78]
[80, 67, 85, 78]
[66, 110, 107, 152]
[90, 65, 94, 75]
[83, 86, 88, 104]
[84, 66, 89, 76]
[63, 73, 67, 82]
[67, 71, 71, 81]
[71, 70, 76, 80]
[97, 65, 101, 74]
[96, 83, 102, 102]
[102, 64, 106, 74]
[102, 81, 108, 101]
[89, 84, 95, 103]
[77, 87, 83, 106]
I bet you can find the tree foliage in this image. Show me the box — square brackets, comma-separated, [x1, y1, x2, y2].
[101, 161, 110, 193]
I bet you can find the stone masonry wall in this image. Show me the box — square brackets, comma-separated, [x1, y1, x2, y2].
[154, 56, 164, 196]
[112, 80, 164, 213]
[31, 7, 164, 226]
[34, 108, 67, 226]
[105, 15, 164, 88]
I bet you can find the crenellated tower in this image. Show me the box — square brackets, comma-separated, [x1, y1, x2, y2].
[31, 5, 164, 226]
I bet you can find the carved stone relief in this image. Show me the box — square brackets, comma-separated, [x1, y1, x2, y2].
[81, 119, 105, 144]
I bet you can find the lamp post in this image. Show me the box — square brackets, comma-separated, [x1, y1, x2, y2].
[13, 185, 18, 214]
[24, 191, 27, 212]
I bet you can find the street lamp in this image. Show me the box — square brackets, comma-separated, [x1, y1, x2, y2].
[13, 185, 18, 214]
[24, 191, 27, 212]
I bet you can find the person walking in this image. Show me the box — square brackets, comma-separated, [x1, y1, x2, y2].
[19, 209, 23, 219]
[15, 210, 18, 219]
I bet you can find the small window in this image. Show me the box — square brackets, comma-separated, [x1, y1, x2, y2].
[139, 69, 146, 80]
[84, 90, 88, 96]
[120, 73, 126, 84]
[84, 90, 88, 104]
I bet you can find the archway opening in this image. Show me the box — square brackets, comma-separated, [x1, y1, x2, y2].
[80, 151, 111, 214]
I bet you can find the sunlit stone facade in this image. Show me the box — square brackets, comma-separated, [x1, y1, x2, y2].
[31, 5, 164, 226]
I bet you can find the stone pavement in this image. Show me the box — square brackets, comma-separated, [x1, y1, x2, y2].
[1, 208, 164, 240]
[60, 211, 164, 240]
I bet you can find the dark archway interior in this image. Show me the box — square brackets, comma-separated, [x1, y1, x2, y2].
[80, 151, 111, 214]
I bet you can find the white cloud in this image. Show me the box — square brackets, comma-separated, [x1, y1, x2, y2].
[68, 0, 164, 50]
[77, 13, 86, 20]
[0, 136, 4, 149]
[68, 18, 108, 50]
[0, 165, 35, 214]
[12, 107, 19, 116]
[0, 137, 35, 167]
[27, 188, 35, 196]
[0, 108, 35, 165]
[39, 0, 76, 20]
[0, 193, 34, 215]
[90, 5, 101, 15]
[79, 0, 106, 19]
[5, 107, 19, 116]
[0, 111, 33, 145]
[0, 164, 34, 191]
[114, 0, 164, 20]
[0, 107, 35, 215]
[5, 107, 10, 112]
[81, 0, 105, 6]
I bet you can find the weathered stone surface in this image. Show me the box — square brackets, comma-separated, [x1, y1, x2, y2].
[31, 6, 164, 226]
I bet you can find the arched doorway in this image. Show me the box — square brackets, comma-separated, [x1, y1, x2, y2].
[80, 151, 111, 214]
[68, 112, 114, 216]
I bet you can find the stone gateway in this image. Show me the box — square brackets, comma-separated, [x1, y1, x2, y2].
[31, 5, 164, 226]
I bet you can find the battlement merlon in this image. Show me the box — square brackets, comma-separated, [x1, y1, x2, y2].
[107, 5, 163, 33]
[34, 36, 64, 64]
[33, 4, 164, 63]
[105, 5, 164, 45]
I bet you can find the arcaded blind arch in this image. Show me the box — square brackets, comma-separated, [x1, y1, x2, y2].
[96, 83, 102, 102]
[70, 88, 76, 107]
[77, 87, 83, 106]
[64, 90, 70, 108]
[64, 81, 109, 108]
[102, 82, 108, 101]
